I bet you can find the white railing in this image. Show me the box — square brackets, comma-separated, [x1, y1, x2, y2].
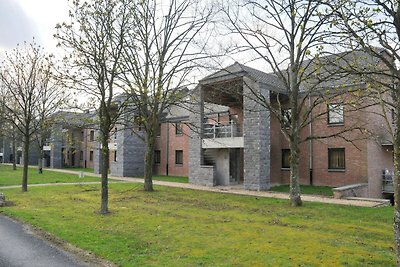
[382, 169, 394, 193]
[203, 121, 241, 139]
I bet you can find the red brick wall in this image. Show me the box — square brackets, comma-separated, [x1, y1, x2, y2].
[154, 122, 189, 177]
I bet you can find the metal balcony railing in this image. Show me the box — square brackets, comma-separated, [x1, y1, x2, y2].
[203, 121, 242, 139]
[382, 169, 394, 193]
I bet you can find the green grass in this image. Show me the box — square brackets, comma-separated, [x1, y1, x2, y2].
[0, 183, 394, 266]
[151, 175, 188, 183]
[270, 184, 334, 196]
[0, 165, 100, 186]
[64, 166, 94, 173]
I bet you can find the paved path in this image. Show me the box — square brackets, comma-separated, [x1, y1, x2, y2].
[1, 165, 389, 207]
[0, 215, 88, 267]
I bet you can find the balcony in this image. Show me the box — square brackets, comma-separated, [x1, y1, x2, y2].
[382, 169, 394, 193]
[202, 121, 243, 149]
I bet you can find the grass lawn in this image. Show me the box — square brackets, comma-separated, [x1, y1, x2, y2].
[151, 175, 188, 183]
[0, 165, 100, 186]
[64, 166, 95, 173]
[0, 183, 395, 266]
[270, 184, 334, 196]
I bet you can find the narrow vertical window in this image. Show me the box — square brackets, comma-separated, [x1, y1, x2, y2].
[90, 130, 95, 141]
[281, 149, 291, 169]
[154, 150, 161, 164]
[175, 122, 183, 135]
[175, 150, 183, 165]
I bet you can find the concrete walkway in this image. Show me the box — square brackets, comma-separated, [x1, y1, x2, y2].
[0, 215, 88, 267]
[1, 165, 390, 208]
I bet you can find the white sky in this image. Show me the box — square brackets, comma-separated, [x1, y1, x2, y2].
[0, 0, 69, 55]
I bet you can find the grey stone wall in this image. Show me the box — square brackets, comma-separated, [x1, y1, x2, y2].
[189, 86, 217, 186]
[243, 77, 271, 191]
[1, 137, 12, 163]
[93, 130, 102, 174]
[110, 126, 145, 177]
[21, 142, 40, 166]
[50, 124, 63, 169]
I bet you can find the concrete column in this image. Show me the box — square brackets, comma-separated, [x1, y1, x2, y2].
[93, 131, 102, 174]
[50, 124, 63, 169]
[243, 77, 270, 190]
[110, 125, 145, 177]
[215, 149, 230, 185]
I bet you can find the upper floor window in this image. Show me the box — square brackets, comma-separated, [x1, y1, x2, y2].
[90, 130, 95, 142]
[328, 104, 344, 125]
[156, 124, 161, 137]
[114, 127, 118, 140]
[282, 109, 292, 128]
[175, 123, 183, 135]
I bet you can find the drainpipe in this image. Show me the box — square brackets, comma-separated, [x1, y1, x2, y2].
[308, 95, 314, 185]
[166, 122, 169, 176]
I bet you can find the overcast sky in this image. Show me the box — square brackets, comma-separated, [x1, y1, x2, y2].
[0, 0, 69, 54]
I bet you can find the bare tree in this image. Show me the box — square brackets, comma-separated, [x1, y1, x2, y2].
[221, 0, 372, 206]
[54, 0, 133, 214]
[0, 41, 56, 192]
[120, 0, 213, 191]
[34, 75, 69, 174]
[330, 0, 400, 263]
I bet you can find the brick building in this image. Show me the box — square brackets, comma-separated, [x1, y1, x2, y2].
[40, 53, 394, 199]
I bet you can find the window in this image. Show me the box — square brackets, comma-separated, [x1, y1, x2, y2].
[175, 150, 183, 165]
[154, 150, 161, 164]
[80, 151, 83, 160]
[156, 124, 161, 137]
[90, 130, 95, 141]
[328, 104, 344, 125]
[114, 128, 118, 140]
[175, 122, 183, 135]
[281, 149, 291, 169]
[328, 148, 345, 170]
[282, 109, 292, 128]
[114, 151, 117, 162]
[81, 131, 84, 141]
[89, 151, 94, 161]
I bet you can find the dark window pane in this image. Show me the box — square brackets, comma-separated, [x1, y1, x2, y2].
[175, 150, 183, 165]
[328, 148, 345, 169]
[282, 149, 290, 168]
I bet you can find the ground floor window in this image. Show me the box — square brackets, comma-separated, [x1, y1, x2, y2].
[154, 150, 161, 164]
[114, 151, 117, 162]
[80, 151, 83, 160]
[281, 149, 291, 169]
[89, 151, 93, 161]
[328, 148, 345, 170]
[175, 150, 183, 165]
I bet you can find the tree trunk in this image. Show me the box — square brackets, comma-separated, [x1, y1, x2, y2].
[22, 134, 29, 192]
[393, 127, 400, 265]
[38, 144, 44, 174]
[289, 136, 302, 207]
[144, 133, 155, 192]
[100, 137, 110, 214]
[12, 131, 16, 171]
